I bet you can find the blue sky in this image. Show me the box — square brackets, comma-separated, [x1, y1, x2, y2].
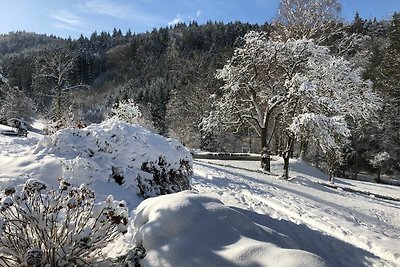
[1, 0, 400, 39]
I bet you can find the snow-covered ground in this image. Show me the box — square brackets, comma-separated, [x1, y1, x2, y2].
[0, 123, 399, 267]
[192, 159, 400, 267]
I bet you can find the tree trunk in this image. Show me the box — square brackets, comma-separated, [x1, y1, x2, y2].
[329, 169, 334, 183]
[282, 136, 294, 180]
[289, 140, 294, 158]
[353, 154, 358, 180]
[375, 169, 382, 183]
[283, 154, 290, 179]
[328, 164, 335, 184]
[55, 86, 62, 121]
[261, 147, 270, 172]
[341, 166, 346, 179]
[299, 139, 308, 161]
[260, 127, 270, 172]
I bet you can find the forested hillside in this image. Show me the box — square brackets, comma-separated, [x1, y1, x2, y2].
[0, 12, 399, 179]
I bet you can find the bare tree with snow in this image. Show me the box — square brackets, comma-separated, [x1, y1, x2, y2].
[202, 31, 381, 179]
[0, 86, 36, 123]
[279, 40, 381, 180]
[33, 48, 88, 123]
[0, 70, 36, 123]
[273, 0, 342, 42]
[273, 0, 368, 58]
[201, 31, 288, 171]
[0, 67, 8, 85]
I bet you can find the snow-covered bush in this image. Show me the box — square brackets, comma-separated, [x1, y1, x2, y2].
[112, 245, 146, 267]
[110, 99, 154, 131]
[0, 179, 128, 266]
[44, 105, 87, 135]
[369, 151, 391, 169]
[369, 151, 391, 182]
[34, 120, 192, 198]
[111, 99, 142, 123]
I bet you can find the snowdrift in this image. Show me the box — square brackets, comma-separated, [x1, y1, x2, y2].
[132, 191, 328, 267]
[34, 120, 192, 198]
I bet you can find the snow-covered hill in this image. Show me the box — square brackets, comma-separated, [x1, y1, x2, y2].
[0, 123, 399, 266]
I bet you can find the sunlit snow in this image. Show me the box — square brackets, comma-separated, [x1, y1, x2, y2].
[0, 122, 399, 267]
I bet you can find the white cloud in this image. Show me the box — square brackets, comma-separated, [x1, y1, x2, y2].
[80, 0, 165, 28]
[84, 0, 131, 19]
[168, 15, 184, 26]
[48, 9, 81, 26]
[47, 9, 89, 33]
[168, 10, 203, 26]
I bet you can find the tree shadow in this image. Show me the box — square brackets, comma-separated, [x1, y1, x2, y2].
[134, 200, 266, 267]
[232, 207, 388, 267]
[194, 162, 386, 225]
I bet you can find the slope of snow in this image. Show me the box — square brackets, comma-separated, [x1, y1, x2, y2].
[193, 159, 400, 267]
[198, 158, 400, 200]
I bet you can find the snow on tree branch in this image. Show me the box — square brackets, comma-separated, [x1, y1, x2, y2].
[202, 30, 382, 176]
[289, 114, 351, 152]
[110, 98, 155, 131]
[0, 179, 128, 266]
[111, 99, 142, 123]
[369, 152, 391, 169]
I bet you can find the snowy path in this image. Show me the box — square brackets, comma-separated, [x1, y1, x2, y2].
[0, 125, 60, 188]
[192, 160, 400, 267]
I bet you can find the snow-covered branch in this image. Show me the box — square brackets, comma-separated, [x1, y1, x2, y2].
[0, 179, 128, 266]
[203, 29, 381, 176]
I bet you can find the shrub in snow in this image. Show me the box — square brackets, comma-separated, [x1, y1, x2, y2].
[111, 99, 142, 124]
[112, 245, 146, 267]
[130, 191, 328, 267]
[369, 151, 391, 169]
[44, 105, 87, 135]
[34, 120, 192, 198]
[0, 179, 128, 266]
[110, 99, 154, 131]
[369, 152, 391, 182]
